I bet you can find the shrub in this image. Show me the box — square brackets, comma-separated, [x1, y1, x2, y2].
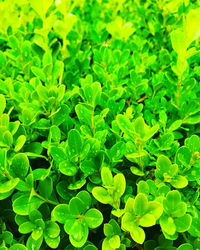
[0, 0, 200, 249]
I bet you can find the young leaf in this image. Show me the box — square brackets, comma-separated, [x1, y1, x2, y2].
[0, 94, 6, 115]
[12, 153, 30, 179]
[84, 208, 103, 229]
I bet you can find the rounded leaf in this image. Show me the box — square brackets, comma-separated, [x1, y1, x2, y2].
[44, 221, 60, 238]
[52, 204, 70, 224]
[19, 221, 35, 234]
[160, 214, 176, 235]
[139, 214, 156, 227]
[12, 153, 29, 179]
[14, 135, 26, 152]
[134, 193, 148, 216]
[59, 161, 78, 176]
[44, 235, 60, 249]
[13, 195, 43, 215]
[0, 94, 6, 115]
[170, 175, 188, 189]
[130, 226, 145, 244]
[0, 178, 19, 193]
[9, 244, 27, 250]
[101, 167, 113, 187]
[92, 187, 112, 205]
[68, 129, 82, 155]
[174, 214, 192, 232]
[69, 222, 89, 248]
[113, 173, 126, 198]
[177, 243, 193, 250]
[84, 208, 103, 229]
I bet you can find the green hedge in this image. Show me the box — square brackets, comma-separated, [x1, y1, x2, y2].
[0, 0, 200, 249]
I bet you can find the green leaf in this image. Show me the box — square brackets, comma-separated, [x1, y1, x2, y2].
[130, 226, 145, 244]
[2, 231, 13, 245]
[32, 227, 43, 240]
[134, 117, 146, 138]
[44, 235, 60, 249]
[69, 222, 89, 248]
[116, 114, 134, 138]
[139, 214, 156, 227]
[0, 51, 6, 68]
[31, 66, 46, 82]
[168, 120, 182, 132]
[130, 167, 145, 176]
[185, 135, 200, 154]
[148, 201, 163, 220]
[38, 177, 53, 199]
[31, 222, 43, 238]
[183, 115, 200, 125]
[13, 195, 43, 215]
[52, 204, 70, 224]
[19, 221, 35, 234]
[184, 8, 200, 45]
[26, 235, 43, 250]
[164, 190, 181, 214]
[30, 0, 53, 19]
[9, 244, 27, 250]
[14, 135, 26, 152]
[80, 160, 96, 175]
[75, 104, 92, 127]
[137, 181, 149, 195]
[111, 209, 125, 218]
[176, 146, 191, 167]
[33, 168, 49, 181]
[53, 60, 64, 80]
[170, 29, 187, 54]
[92, 187, 112, 205]
[177, 243, 194, 250]
[109, 141, 125, 161]
[0, 94, 6, 115]
[104, 223, 114, 238]
[84, 208, 103, 229]
[68, 129, 82, 155]
[69, 197, 86, 216]
[52, 104, 70, 126]
[134, 193, 148, 216]
[174, 214, 192, 232]
[3, 130, 13, 146]
[59, 161, 78, 176]
[50, 147, 67, 164]
[44, 221, 60, 238]
[84, 245, 98, 250]
[109, 235, 121, 249]
[50, 126, 61, 143]
[0, 178, 19, 193]
[160, 215, 176, 235]
[68, 178, 86, 190]
[170, 175, 188, 189]
[102, 238, 114, 250]
[76, 191, 92, 210]
[29, 210, 42, 222]
[113, 173, 126, 198]
[101, 167, 113, 187]
[12, 153, 30, 179]
[156, 155, 178, 179]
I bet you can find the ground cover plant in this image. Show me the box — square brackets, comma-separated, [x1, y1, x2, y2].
[0, 0, 200, 249]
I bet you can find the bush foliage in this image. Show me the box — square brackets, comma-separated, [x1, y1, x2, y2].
[0, 0, 200, 249]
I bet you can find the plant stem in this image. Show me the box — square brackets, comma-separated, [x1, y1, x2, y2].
[182, 232, 189, 243]
[176, 77, 182, 107]
[137, 140, 143, 171]
[32, 189, 59, 206]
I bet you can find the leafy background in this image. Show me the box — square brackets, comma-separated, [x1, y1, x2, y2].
[0, 0, 200, 249]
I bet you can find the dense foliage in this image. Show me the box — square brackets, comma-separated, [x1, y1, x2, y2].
[0, 0, 200, 249]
